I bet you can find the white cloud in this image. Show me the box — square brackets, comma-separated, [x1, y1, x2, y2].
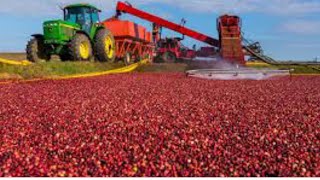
[281, 20, 320, 35]
[265, 0, 320, 15]
[0, 0, 118, 16]
[1, 0, 320, 16]
[289, 43, 320, 48]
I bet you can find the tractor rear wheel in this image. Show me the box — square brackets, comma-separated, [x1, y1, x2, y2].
[162, 52, 177, 63]
[26, 36, 50, 62]
[94, 29, 116, 62]
[69, 33, 93, 61]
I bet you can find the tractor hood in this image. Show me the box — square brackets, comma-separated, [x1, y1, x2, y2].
[43, 20, 81, 30]
[43, 20, 81, 44]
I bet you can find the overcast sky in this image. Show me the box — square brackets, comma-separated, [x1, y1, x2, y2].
[1, 0, 320, 60]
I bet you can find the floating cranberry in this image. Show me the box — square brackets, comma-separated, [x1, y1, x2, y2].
[0, 74, 319, 177]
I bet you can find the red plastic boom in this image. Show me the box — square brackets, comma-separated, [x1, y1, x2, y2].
[116, 1, 220, 47]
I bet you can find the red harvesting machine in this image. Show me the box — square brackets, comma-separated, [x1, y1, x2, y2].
[115, 1, 246, 65]
[156, 37, 197, 62]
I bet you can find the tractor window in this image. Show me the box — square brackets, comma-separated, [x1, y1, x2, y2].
[64, 8, 77, 24]
[64, 7, 92, 25]
[91, 10, 100, 23]
[84, 9, 92, 24]
[65, 7, 82, 24]
[180, 43, 188, 51]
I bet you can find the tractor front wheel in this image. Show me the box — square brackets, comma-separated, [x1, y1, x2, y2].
[26, 37, 50, 62]
[69, 33, 93, 61]
[94, 29, 116, 62]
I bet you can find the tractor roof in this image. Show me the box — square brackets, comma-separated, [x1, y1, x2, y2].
[64, 3, 101, 11]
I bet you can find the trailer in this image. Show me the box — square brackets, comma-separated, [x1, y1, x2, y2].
[102, 18, 154, 65]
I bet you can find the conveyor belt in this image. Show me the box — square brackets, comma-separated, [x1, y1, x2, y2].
[244, 45, 320, 66]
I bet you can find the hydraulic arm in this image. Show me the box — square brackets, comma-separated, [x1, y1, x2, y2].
[116, 1, 220, 47]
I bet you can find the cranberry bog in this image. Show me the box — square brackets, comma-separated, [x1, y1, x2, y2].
[0, 73, 319, 177]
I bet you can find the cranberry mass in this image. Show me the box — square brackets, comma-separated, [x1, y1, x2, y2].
[0, 73, 319, 177]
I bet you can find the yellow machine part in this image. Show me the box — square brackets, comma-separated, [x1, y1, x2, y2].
[105, 36, 115, 59]
[0, 59, 148, 85]
[0, 58, 32, 66]
[79, 41, 90, 59]
[246, 62, 271, 67]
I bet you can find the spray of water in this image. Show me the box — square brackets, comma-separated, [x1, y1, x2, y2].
[188, 59, 290, 80]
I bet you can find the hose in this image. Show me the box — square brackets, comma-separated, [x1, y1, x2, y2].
[0, 58, 32, 66]
[0, 59, 149, 85]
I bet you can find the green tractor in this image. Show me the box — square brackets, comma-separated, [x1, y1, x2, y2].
[26, 4, 116, 62]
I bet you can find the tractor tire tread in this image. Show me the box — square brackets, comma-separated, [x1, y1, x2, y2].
[69, 33, 92, 61]
[94, 29, 116, 62]
[26, 37, 50, 62]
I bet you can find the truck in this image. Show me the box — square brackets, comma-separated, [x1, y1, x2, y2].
[156, 37, 196, 63]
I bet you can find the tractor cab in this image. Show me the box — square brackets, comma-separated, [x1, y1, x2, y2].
[158, 38, 179, 49]
[63, 4, 101, 34]
[157, 37, 186, 50]
[156, 37, 196, 62]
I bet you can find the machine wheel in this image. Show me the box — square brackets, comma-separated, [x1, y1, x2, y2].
[94, 29, 116, 62]
[26, 36, 50, 62]
[69, 33, 93, 61]
[123, 52, 133, 65]
[154, 54, 163, 63]
[134, 53, 141, 63]
[162, 52, 177, 63]
[148, 53, 153, 62]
